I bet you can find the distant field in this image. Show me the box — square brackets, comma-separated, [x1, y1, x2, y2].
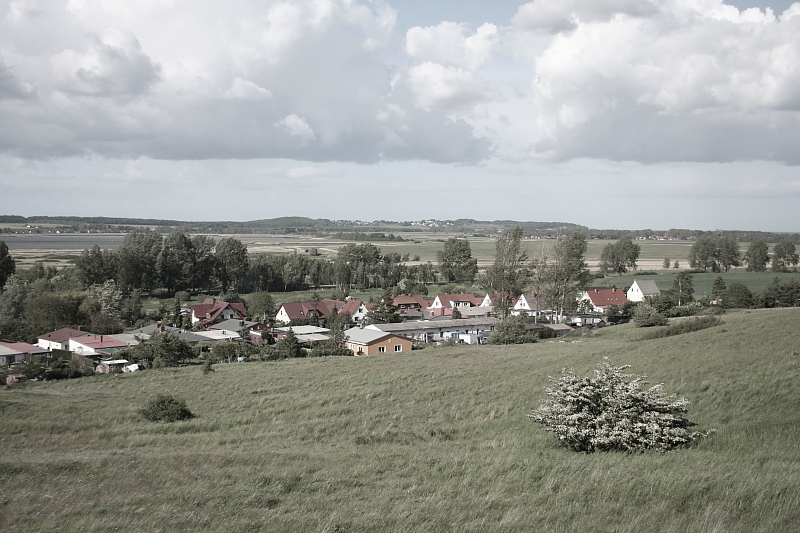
[2, 308, 799, 532]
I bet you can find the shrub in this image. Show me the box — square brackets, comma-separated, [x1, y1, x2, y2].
[639, 316, 722, 340]
[139, 394, 194, 422]
[632, 303, 669, 327]
[529, 359, 712, 453]
[488, 315, 539, 345]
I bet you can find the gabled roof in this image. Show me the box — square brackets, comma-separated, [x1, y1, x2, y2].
[583, 288, 628, 308]
[37, 328, 92, 343]
[631, 279, 661, 295]
[320, 299, 345, 313]
[392, 295, 429, 307]
[0, 342, 49, 355]
[432, 294, 482, 308]
[278, 301, 332, 320]
[338, 299, 366, 317]
[191, 298, 248, 325]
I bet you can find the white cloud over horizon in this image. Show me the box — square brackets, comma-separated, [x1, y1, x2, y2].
[1, 0, 799, 231]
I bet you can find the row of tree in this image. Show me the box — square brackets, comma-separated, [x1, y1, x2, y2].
[688, 236, 798, 273]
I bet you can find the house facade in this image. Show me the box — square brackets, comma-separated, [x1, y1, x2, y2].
[577, 288, 628, 313]
[366, 317, 499, 344]
[626, 279, 661, 302]
[343, 327, 413, 356]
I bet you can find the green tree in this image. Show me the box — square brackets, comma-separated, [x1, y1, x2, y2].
[190, 235, 216, 291]
[157, 231, 194, 293]
[246, 291, 276, 322]
[488, 315, 539, 344]
[0, 241, 16, 291]
[275, 328, 304, 359]
[771, 241, 799, 272]
[437, 238, 478, 283]
[366, 288, 402, 324]
[116, 229, 163, 291]
[711, 276, 727, 300]
[721, 282, 753, 309]
[215, 237, 249, 292]
[85, 280, 124, 316]
[75, 245, 115, 287]
[543, 232, 591, 322]
[743, 240, 770, 272]
[480, 227, 529, 319]
[599, 238, 641, 275]
[688, 236, 740, 272]
[672, 271, 694, 306]
[663, 258, 671, 270]
[122, 331, 195, 365]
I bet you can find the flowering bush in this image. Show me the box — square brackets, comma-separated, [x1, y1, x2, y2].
[528, 359, 712, 452]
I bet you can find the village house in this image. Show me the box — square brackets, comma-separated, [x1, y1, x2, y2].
[191, 298, 248, 326]
[626, 279, 661, 302]
[274, 301, 332, 324]
[343, 327, 413, 355]
[365, 317, 499, 344]
[338, 299, 370, 323]
[512, 291, 552, 319]
[67, 335, 131, 357]
[577, 288, 628, 314]
[0, 338, 50, 365]
[428, 293, 483, 316]
[36, 328, 92, 351]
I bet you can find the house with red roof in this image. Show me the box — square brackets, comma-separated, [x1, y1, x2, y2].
[577, 288, 628, 313]
[392, 295, 430, 314]
[67, 335, 132, 356]
[191, 298, 248, 326]
[0, 340, 50, 365]
[428, 293, 483, 316]
[274, 301, 333, 325]
[338, 299, 370, 323]
[37, 328, 92, 351]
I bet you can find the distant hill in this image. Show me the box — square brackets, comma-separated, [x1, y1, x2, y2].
[0, 215, 796, 242]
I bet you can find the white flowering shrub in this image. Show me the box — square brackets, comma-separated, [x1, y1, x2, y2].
[528, 359, 712, 453]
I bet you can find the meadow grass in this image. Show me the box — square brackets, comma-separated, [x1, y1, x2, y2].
[2, 308, 799, 532]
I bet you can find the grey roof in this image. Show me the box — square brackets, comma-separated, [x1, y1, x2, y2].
[275, 325, 331, 335]
[368, 317, 499, 332]
[210, 319, 260, 331]
[343, 327, 392, 345]
[633, 279, 661, 295]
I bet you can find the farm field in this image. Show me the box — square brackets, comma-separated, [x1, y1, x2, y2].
[2, 308, 799, 532]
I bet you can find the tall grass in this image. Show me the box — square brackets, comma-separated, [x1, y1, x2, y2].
[1, 309, 799, 532]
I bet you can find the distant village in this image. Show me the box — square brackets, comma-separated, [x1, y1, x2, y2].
[0, 281, 664, 378]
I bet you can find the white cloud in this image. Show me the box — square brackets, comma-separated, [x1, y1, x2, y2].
[275, 113, 316, 142]
[406, 21, 498, 70]
[0, 0, 488, 163]
[508, 0, 800, 163]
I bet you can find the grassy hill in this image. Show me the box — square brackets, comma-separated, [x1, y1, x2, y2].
[2, 309, 799, 532]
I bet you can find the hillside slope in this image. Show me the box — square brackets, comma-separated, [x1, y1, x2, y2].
[1, 308, 799, 532]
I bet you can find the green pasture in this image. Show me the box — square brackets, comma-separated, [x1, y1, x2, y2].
[2, 308, 799, 532]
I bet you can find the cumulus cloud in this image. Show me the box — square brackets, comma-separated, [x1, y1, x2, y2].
[404, 21, 498, 114]
[275, 114, 316, 142]
[511, 0, 800, 163]
[0, 0, 489, 163]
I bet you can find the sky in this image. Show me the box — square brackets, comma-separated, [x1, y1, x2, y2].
[1, 0, 799, 232]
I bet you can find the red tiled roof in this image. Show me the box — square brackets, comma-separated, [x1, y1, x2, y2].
[338, 299, 364, 316]
[584, 288, 628, 308]
[191, 298, 248, 325]
[279, 301, 332, 320]
[37, 328, 91, 343]
[70, 336, 130, 349]
[0, 342, 49, 354]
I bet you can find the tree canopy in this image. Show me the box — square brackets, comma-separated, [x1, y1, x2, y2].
[437, 238, 478, 284]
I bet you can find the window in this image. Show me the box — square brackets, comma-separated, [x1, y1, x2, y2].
[378, 346, 386, 353]
[394, 344, 402, 352]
